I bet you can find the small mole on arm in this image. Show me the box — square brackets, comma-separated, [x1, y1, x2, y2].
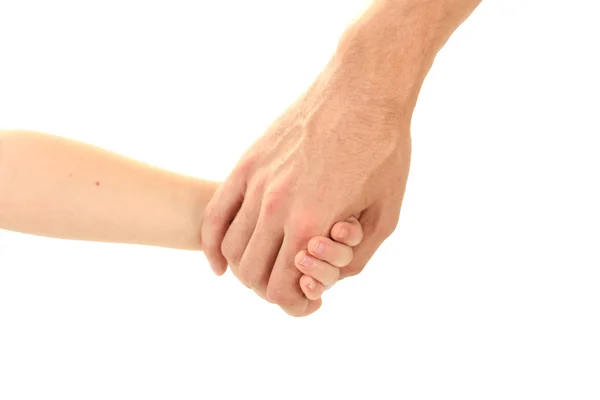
[95, 181, 100, 186]
[69, 173, 73, 178]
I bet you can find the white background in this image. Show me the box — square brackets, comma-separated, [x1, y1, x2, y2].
[1, 0, 599, 399]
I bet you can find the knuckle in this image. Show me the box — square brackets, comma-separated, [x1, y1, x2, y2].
[266, 287, 298, 307]
[238, 265, 268, 289]
[250, 174, 268, 193]
[237, 266, 255, 288]
[204, 203, 223, 226]
[262, 190, 287, 218]
[220, 238, 241, 266]
[236, 154, 257, 175]
[288, 213, 321, 239]
[266, 288, 283, 304]
[285, 308, 308, 318]
[259, 173, 297, 219]
[200, 227, 218, 250]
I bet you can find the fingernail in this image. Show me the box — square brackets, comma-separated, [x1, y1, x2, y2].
[312, 240, 323, 255]
[300, 254, 313, 267]
[337, 227, 348, 240]
[307, 279, 315, 290]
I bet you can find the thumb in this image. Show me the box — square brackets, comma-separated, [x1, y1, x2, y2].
[340, 205, 397, 280]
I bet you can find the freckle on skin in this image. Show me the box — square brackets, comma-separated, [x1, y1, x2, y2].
[95, 181, 100, 186]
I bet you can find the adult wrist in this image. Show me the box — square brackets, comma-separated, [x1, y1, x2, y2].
[332, 4, 435, 118]
[331, 0, 480, 113]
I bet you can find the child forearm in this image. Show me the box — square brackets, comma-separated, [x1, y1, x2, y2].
[0, 130, 217, 250]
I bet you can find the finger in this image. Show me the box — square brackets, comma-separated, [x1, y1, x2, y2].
[236, 188, 289, 297]
[201, 176, 246, 276]
[298, 296, 322, 317]
[341, 204, 397, 280]
[330, 216, 364, 247]
[236, 218, 284, 297]
[221, 193, 261, 284]
[266, 234, 316, 317]
[299, 275, 325, 301]
[306, 236, 353, 268]
[294, 250, 340, 287]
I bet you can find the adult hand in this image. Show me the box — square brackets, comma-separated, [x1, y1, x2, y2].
[201, 0, 480, 316]
[203, 85, 410, 315]
[202, 52, 413, 316]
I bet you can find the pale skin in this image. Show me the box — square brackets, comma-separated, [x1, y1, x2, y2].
[202, 0, 483, 316]
[0, 130, 364, 300]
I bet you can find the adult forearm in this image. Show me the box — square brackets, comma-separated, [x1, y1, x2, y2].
[331, 0, 481, 115]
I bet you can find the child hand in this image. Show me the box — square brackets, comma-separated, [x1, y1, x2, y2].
[294, 217, 364, 300]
